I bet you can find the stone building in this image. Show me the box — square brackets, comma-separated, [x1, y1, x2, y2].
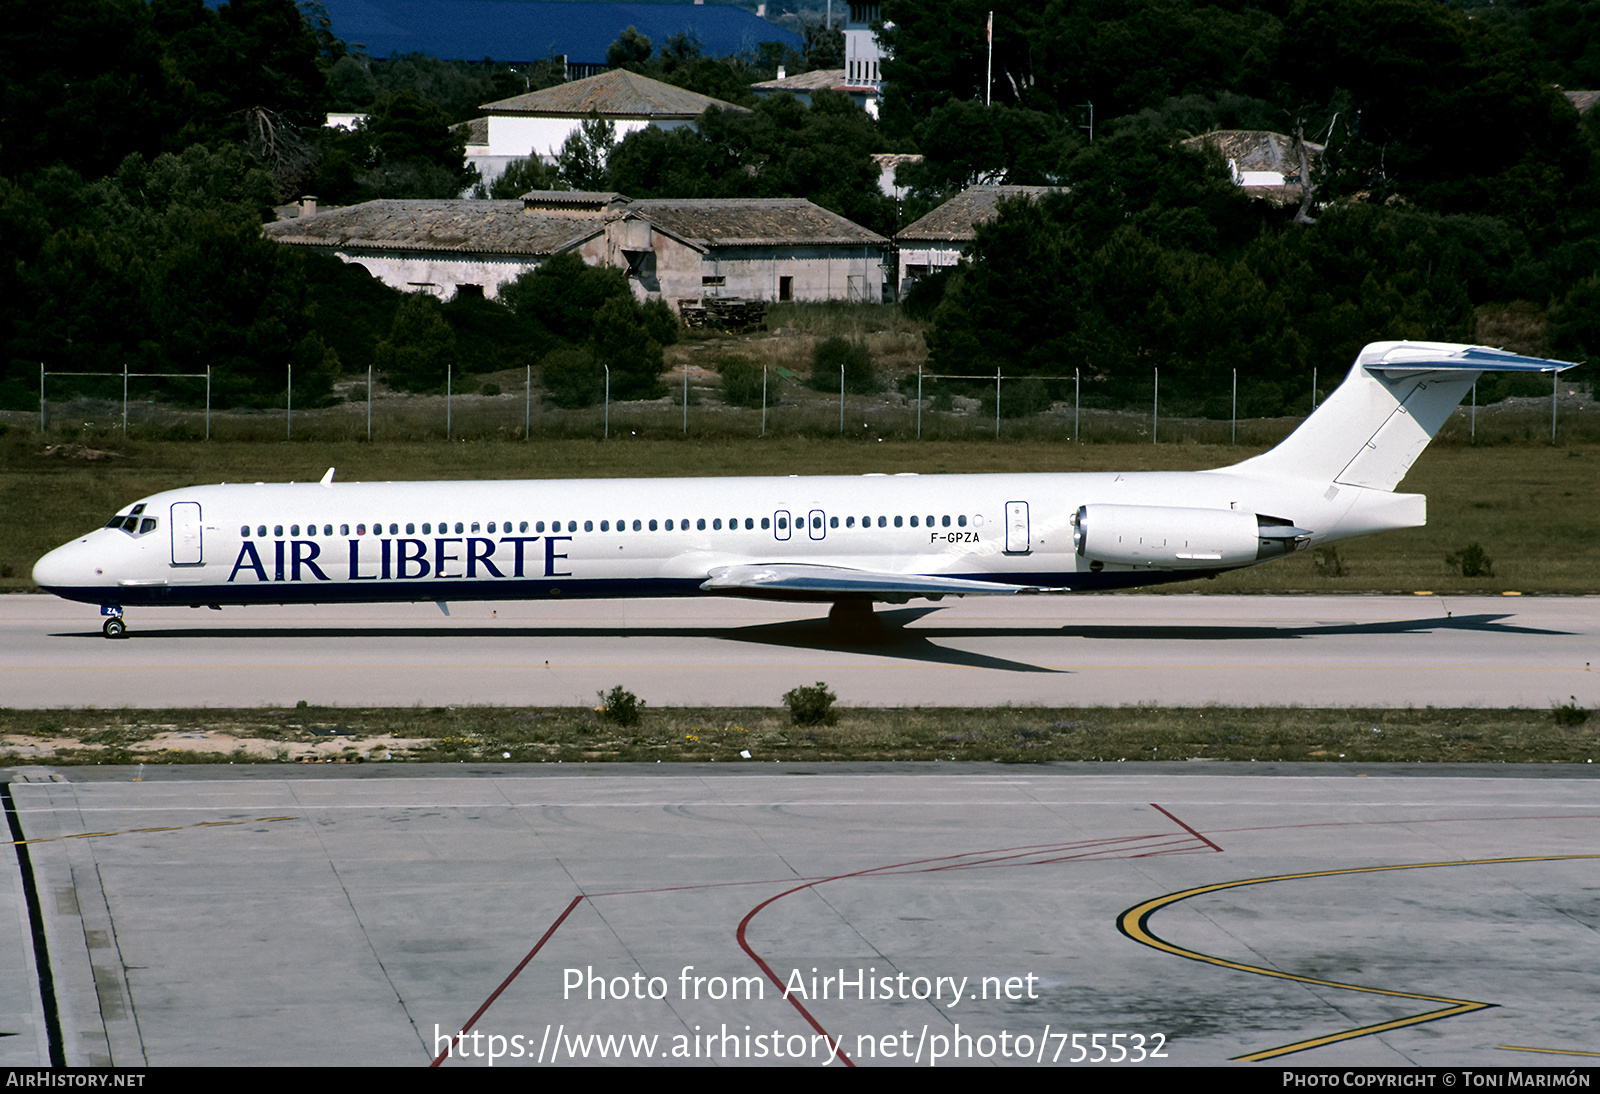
[893, 185, 1056, 297]
[264, 191, 889, 309]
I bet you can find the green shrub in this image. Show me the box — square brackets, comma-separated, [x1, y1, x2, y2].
[1312, 545, 1347, 577]
[981, 377, 1052, 419]
[1445, 543, 1493, 577]
[783, 682, 838, 726]
[1552, 697, 1589, 727]
[716, 355, 769, 408]
[598, 686, 644, 727]
[809, 337, 879, 395]
[541, 346, 605, 408]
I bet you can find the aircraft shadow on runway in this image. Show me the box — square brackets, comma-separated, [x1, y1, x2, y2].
[53, 610, 1569, 675]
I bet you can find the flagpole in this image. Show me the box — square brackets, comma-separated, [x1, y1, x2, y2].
[986, 12, 993, 107]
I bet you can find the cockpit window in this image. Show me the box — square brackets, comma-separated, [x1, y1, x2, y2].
[106, 512, 158, 536]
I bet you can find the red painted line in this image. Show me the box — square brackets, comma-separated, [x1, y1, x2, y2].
[1150, 803, 1223, 852]
[731, 832, 1212, 1067]
[438, 830, 1222, 1067]
[430, 894, 587, 1068]
[736, 887, 856, 1067]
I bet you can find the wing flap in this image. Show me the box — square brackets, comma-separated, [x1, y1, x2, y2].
[700, 563, 1065, 598]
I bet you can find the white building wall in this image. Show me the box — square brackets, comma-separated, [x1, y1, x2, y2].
[694, 245, 888, 307]
[896, 242, 963, 295]
[331, 249, 542, 300]
[485, 116, 689, 159]
[844, 2, 885, 86]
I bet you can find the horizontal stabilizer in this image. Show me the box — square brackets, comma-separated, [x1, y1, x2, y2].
[700, 563, 1066, 599]
[1358, 343, 1579, 374]
[1231, 341, 1582, 490]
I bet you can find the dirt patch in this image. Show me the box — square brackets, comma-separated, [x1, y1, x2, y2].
[2, 730, 433, 763]
[39, 443, 124, 460]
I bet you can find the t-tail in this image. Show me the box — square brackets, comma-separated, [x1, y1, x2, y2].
[1231, 341, 1579, 489]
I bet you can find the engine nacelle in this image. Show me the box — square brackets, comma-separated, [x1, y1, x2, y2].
[1073, 504, 1309, 569]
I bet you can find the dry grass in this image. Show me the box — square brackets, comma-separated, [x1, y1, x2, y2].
[2, 704, 1593, 765]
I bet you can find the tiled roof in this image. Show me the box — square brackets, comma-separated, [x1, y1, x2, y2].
[1180, 130, 1324, 176]
[1566, 90, 1599, 114]
[264, 196, 886, 255]
[315, 0, 800, 65]
[262, 200, 601, 256]
[454, 117, 489, 147]
[751, 69, 847, 92]
[895, 185, 1056, 243]
[628, 198, 887, 246]
[481, 68, 748, 118]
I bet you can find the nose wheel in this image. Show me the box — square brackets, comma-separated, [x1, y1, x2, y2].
[102, 617, 127, 639]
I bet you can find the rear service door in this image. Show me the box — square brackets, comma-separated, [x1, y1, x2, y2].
[170, 502, 203, 565]
[1004, 501, 1030, 554]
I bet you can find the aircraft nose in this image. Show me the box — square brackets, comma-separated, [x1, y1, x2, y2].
[32, 539, 94, 591]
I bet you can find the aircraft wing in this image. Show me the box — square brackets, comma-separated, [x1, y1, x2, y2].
[700, 563, 1067, 598]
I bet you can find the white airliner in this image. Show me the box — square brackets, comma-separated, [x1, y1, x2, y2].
[33, 341, 1575, 639]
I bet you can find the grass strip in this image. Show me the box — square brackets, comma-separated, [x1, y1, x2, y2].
[1, 704, 1594, 766]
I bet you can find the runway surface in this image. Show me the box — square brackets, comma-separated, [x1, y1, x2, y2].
[2, 592, 1596, 708]
[3, 764, 1597, 1067]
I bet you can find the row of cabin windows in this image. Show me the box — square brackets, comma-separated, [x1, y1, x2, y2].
[238, 513, 971, 538]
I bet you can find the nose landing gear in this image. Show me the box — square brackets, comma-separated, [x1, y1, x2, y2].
[100, 606, 127, 639]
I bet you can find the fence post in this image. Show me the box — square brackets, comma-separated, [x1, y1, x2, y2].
[525, 365, 531, 440]
[1231, 367, 1237, 444]
[39, 363, 44, 434]
[683, 366, 688, 435]
[1470, 379, 1476, 440]
[446, 363, 452, 440]
[761, 366, 767, 437]
[1552, 367, 1559, 444]
[286, 363, 292, 439]
[1152, 366, 1158, 444]
[206, 366, 211, 441]
[994, 368, 1001, 438]
[367, 364, 373, 440]
[915, 364, 928, 438]
[1074, 367, 1079, 442]
[604, 364, 610, 439]
[1311, 368, 1317, 411]
[839, 364, 845, 435]
[123, 362, 129, 435]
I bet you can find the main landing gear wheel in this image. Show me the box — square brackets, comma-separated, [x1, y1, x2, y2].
[103, 618, 127, 639]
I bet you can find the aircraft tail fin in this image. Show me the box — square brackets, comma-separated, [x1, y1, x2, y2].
[1230, 341, 1578, 490]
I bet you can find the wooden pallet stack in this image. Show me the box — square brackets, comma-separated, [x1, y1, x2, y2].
[677, 296, 768, 332]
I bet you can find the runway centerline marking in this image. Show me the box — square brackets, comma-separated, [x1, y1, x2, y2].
[1117, 853, 1600, 1062]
